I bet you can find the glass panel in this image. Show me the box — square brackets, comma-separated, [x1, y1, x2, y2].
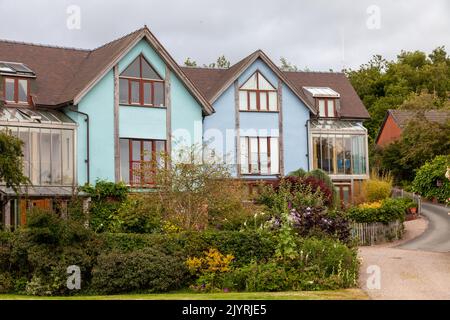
[259, 138, 268, 174]
[19, 127, 30, 178]
[131, 81, 140, 104]
[143, 82, 152, 105]
[336, 135, 345, 174]
[154, 82, 164, 107]
[240, 137, 249, 174]
[120, 139, 130, 184]
[270, 137, 279, 174]
[241, 73, 257, 90]
[320, 135, 334, 174]
[143, 141, 152, 161]
[249, 92, 257, 110]
[312, 136, 320, 170]
[155, 141, 166, 168]
[258, 74, 275, 90]
[119, 79, 129, 104]
[18, 79, 27, 103]
[259, 92, 268, 111]
[268, 92, 277, 111]
[132, 140, 141, 161]
[121, 57, 140, 78]
[141, 58, 161, 80]
[51, 130, 62, 184]
[5, 78, 14, 101]
[344, 135, 352, 174]
[327, 100, 335, 117]
[30, 128, 40, 184]
[62, 130, 74, 185]
[249, 137, 259, 173]
[239, 91, 247, 110]
[318, 99, 326, 117]
[40, 129, 51, 185]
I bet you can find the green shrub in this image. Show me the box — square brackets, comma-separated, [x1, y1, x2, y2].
[0, 272, 14, 293]
[346, 198, 408, 224]
[362, 177, 392, 202]
[91, 248, 188, 294]
[412, 155, 450, 203]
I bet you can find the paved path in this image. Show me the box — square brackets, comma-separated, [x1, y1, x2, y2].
[359, 202, 450, 300]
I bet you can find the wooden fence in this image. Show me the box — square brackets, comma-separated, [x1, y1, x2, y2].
[391, 187, 422, 215]
[351, 220, 404, 246]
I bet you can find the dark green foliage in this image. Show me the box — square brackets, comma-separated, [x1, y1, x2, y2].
[346, 198, 409, 224]
[412, 155, 450, 202]
[91, 248, 189, 294]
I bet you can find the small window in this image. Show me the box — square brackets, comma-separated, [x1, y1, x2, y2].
[239, 136, 279, 175]
[239, 72, 278, 111]
[119, 55, 164, 107]
[4, 77, 28, 104]
[317, 99, 336, 118]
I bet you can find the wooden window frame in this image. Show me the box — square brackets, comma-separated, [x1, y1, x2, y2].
[239, 71, 278, 112]
[124, 138, 166, 187]
[316, 98, 337, 118]
[240, 136, 279, 176]
[119, 54, 165, 108]
[3, 77, 30, 105]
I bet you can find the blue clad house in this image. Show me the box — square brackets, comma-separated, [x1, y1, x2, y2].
[0, 26, 370, 229]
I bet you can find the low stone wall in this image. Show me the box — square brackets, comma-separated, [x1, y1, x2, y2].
[351, 220, 404, 246]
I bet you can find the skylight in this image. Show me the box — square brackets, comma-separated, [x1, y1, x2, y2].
[0, 61, 36, 77]
[303, 86, 340, 98]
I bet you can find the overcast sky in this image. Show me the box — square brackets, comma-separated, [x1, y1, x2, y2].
[0, 0, 449, 71]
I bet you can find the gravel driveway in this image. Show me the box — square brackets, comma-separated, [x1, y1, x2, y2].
[358, 202, 450, 300]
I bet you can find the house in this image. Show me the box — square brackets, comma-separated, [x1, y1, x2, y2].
[375, 109, 450, 146]
[0, 26, 370, 230]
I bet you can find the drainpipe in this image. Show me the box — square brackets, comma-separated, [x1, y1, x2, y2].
[305, 119, 311, 171]
[69, 106, 90, 185]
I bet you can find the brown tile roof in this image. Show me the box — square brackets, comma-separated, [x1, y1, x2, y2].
[181, 53, 370, 119]
[389, 109, 450, 128]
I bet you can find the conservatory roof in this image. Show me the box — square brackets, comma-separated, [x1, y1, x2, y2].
[0, 186, 87, 198]
[0, 107, 75, 126]
[310, 120, 367, 133]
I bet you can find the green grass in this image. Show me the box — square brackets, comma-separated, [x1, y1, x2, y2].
[0, 289, 368, 300]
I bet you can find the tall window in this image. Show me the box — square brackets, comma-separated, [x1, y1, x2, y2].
[119, 55, 165, 107]
[239, 72, 277, 111]
[240, 136, 279, 175]
[317, 99, 336, 117]
[120, 138, 166, 186]
[4, 77, 29, 104]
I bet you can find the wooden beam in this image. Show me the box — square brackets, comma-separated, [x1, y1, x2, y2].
[234, 80, 241, 177]
[113, 64, 120, 182]
[165, 66, 172, 165]
[278, 79, 284, 176]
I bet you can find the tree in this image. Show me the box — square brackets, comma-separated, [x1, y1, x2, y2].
[0, 129, 29, 192]
[279, 57, 298, 72]
[203, 55, 231, 69]
[183, 57, 197, 67]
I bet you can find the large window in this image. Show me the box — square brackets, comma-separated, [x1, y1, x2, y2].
[312, 134, 366, 175]
[119, 55, 165, 107]
[5, 126, 74, 185]
[120, 138, 166, 186]
[240, 136, 279, 175]
[317, 99, 336, 118]
[4, 77, 29, 104]
[239, 72, 278, 111]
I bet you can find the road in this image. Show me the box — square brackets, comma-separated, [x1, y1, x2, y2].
[359, 202, 450, 300]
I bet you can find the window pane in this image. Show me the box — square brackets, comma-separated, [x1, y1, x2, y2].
[132, 140, 141, 161]
[143, 141, 152, 161]
[259, 92, 268, 111]
[241, 73, 257, 90]
[240, 137, 249, 174]
[268, 92, 277, 111]
[249, 92, 257, 110]
[18, 79, 27, 103]
[5, 78, 14, 101]
[312, 136, 320, 170]
[19, 128, 30, 178]
[120, 139, 130, 184]
[40, 129, 51, 185]
[336, 136, 345, 174]
[155, 141, 166, 168]
[249, 137, 259, 173]
[141, 58, 161, 80]
[154, 82, 164, 107]
[143, 82, 152, 105]
[327, 100, 335, 117]
[259, 138, 268, 174]
[258, 74, 275, 90]
[344, 135, 352, 174]
[119, 79, 129, 104]
[121, 58, 140, 77]
[239, 91, 247, 110]
[62, 130, 74, 185]
[131, 81, 140, 104]
[30, 128, 40, 184]
[51, 130, 62, 184]
[270, 137, 279, 174]
[318, 100, 326, 117]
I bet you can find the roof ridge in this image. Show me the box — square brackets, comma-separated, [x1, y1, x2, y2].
[284, 70, 345, 75]
[91, 26, 145, 51]
[0, 38, 90, 52]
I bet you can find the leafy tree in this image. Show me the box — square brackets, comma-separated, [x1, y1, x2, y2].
[0, 129, 29, 192]
[279, 57, 298, 72]
[183, 57, 197, 67]
[203, 55, 231, 69]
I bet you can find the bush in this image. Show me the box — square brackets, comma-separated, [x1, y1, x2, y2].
[412, 155, 450, 203]
[91, 248, 188, 294]
[0, 272, 14, 293]
[346, 198, 408, 224]
[362, 171, 393, 202]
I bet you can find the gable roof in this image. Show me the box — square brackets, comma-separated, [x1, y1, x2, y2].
[182, 50, 370, 119]
[0, 27, 213, 115]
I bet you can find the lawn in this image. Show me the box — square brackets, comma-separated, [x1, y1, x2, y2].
[0, 289, 368, 300]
